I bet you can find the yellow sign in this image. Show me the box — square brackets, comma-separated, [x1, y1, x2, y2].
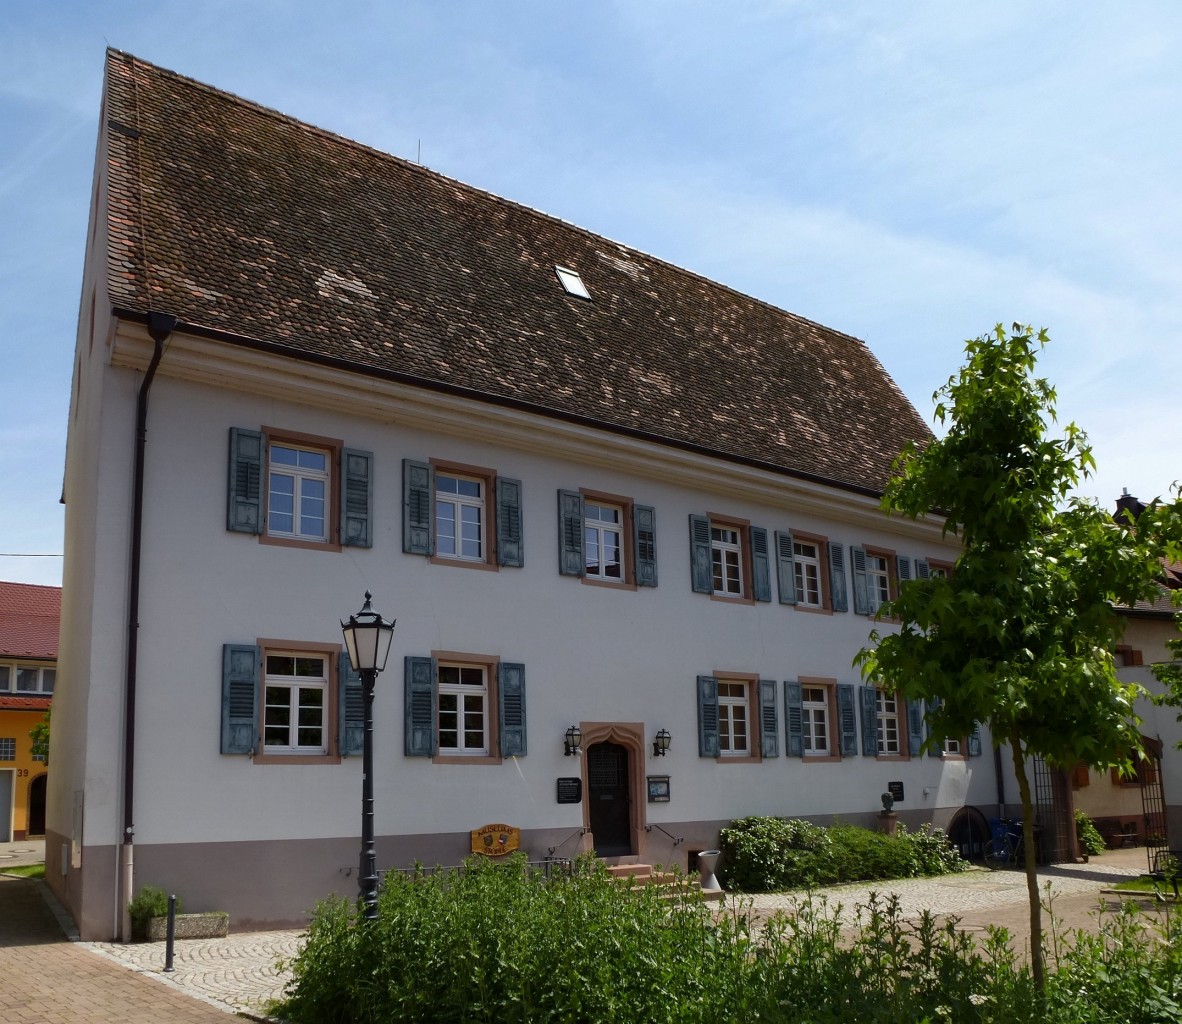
[470, 823, 520, 858]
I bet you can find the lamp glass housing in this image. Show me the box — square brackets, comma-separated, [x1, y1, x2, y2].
[341, 592, 395, 673]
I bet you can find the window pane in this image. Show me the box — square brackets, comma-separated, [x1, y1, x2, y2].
[439, 666, 460, 687]
[0, 667, 10, 690]
[41, 669, 55, 693]
[457, 479, 481, 498]
[298, 450, 326, 472]
[16, 668, 39, 692]
[585, 528, 600, 574]
[436, 501, 457, 555]
[270, 446, 299, 466]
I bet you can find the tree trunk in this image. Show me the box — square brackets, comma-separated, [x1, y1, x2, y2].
[1008, 729, 1044, 994]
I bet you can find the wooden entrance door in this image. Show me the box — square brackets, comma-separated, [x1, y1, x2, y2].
[587, 742, 632, 856]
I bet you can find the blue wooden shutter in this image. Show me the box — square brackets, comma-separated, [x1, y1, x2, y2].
[926, 696, 944, 758]
[907, 699, 924, 758]
[402, 459, 432, 556]
[221, 644, 259, 754]
[340, 448, 373, 548]
[697, 675, 719, 756]
[828, 542, 849, 612]
[557, 490, 585, 576]
[915, 559, 930, 580]
[750, 526, 772, 602]
[689, 515, 713, 594]
[837, 684, 858, 758]
[496, 477, 524, 567]
[784, 681, 803, 757]
[338, 651, 364, 756]
[860, 685, 879, 757]
[227, 428, 263, 534]
[404, 656, 436, 756]
[896, 556, 912, 589]
[633, 504, 658, 587]
[968, 721, 983, 757]
[851, 546, 870, 615]
[759, 679, 779, 758]
[774, 531, 797, 605]
[498, 662, 527, 756]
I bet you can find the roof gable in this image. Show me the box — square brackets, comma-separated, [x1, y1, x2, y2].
[102, 50, 930, 494]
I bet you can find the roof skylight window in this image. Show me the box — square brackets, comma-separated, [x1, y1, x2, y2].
[555, 265, 591, 300]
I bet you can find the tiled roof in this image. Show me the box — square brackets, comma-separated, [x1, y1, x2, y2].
[102, 51, 931, 494]
[0, 695, 53, 712]
[0, 582, 61, 660]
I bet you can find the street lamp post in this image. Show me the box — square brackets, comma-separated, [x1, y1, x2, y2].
[341, 591, 395, 921]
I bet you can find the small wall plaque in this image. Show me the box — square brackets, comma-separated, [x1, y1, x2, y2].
[647, 775, 671, 803]
[557, 777, 582, 804]
[888, 781, 905, 803]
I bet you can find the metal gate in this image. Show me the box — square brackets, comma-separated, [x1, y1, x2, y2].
[1033, 756, 1074, 863]
[1141, 740, 1168, 874]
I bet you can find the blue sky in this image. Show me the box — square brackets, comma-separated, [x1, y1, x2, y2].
[2, 2, 1179, 587]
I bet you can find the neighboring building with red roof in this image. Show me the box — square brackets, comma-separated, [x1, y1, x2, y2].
[0, 581, 59, 841]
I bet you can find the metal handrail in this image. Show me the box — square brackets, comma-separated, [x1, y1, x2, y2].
[547, 826, 590, 856]
[644, 823, 684, 847]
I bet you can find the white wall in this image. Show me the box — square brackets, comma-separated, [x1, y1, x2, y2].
[99, 369, 990, 849]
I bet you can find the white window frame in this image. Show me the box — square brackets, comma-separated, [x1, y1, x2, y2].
[802, 685, 830, 757]
[866, 553, 891, 614]
[877, 689, 902, 755]
[435, 473, 486, 562]
[437, 663, 490, 756]
[944, 736, 962, 756]
[717, 680, 751, 756]
[793, 540, 823, 608]
[262, 652, 329, 754]
[267, 442, 331, 543]
[584, 501, 625, 582]
[711, 525, 743, 596]
[1, 664, 55, 694]
[0, 737, 15, 761]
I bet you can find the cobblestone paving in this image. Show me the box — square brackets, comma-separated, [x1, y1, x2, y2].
[735, 851, 1146, 922]
[85, 929, 305, 1019]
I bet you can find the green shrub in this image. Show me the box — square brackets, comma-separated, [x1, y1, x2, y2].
[275, 853, 1182, 1024]
[127, 884, 181, 940]
[1075, 809, 1106, 857]
[718, 816, 966, 891]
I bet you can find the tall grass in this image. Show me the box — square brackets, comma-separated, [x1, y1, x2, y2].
[275, 854, 1182, 1024]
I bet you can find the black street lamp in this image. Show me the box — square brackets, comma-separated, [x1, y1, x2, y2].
[341, 591, 395, 921]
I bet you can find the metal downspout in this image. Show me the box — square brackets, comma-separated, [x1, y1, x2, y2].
[119, 311, 177, 940]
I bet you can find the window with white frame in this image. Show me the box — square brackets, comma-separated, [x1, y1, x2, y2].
[0, 738, 15, 761]
[718, 681, 750, 756]
[437, 663, 489, 755]
[802, 685, 830, 756]
[0, 664, 55, 694]
[262, 653, 329, 753]
[866, 553, 891, 614]
[435, 474, 486, 561]
[793, 540, 823, 607]
[584, 502, 624, 581]
[944, 737, 962, 755]
[711, 526, 743, 596]
[877, 689, 902, 755]
[268, 443, 330, 542]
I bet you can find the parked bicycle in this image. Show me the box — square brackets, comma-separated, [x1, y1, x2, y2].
[985, 817, 1026, 869]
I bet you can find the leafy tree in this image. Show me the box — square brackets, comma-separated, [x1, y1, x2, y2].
[29, 707, 50, 766]
[855, 323, 1182, 994]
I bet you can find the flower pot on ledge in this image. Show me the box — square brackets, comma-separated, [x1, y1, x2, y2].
[146, 911, 229, 941]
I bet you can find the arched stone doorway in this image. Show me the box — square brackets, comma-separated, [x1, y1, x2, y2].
[947, 805, 991, 863]
[27, 773, 47, 837]
[579, 722, 645, 858]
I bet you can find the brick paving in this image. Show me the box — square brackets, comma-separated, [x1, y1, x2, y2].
[0, 873, 238, 1023]
[0, 845, 1166, 1021]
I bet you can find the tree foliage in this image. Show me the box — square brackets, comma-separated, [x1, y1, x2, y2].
[855, 323, 1182, 992]
[29, 707, 50, 766]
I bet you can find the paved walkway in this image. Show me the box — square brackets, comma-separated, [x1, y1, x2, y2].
[0, 845, 1164, 1021]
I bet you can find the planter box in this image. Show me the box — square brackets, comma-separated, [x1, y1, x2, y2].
[147, 911, 229, 941]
